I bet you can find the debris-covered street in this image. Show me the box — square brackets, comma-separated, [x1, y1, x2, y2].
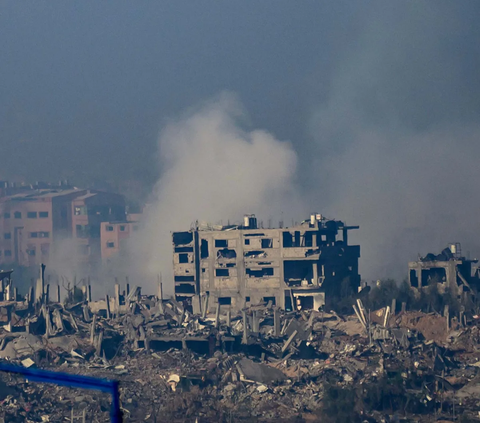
[2, 272, 480, 422]
[4, 1, 480, 421]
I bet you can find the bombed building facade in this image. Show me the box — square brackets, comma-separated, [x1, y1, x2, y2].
[172, 214, 360, 311]
[408, 243, 480, 296]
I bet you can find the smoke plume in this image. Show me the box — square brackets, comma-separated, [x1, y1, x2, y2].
[128, 93, 303, 293]
[306, 2, 480, 281]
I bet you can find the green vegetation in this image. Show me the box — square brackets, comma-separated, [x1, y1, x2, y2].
[334, 277, 468, 315]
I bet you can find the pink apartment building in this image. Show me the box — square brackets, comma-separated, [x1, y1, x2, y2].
[100, 213, 141, 262]
[0, 188, 126, 268]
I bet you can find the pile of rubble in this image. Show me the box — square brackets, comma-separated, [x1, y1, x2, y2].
[1, 274, 480, 421]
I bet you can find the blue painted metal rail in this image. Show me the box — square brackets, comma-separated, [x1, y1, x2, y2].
[0, 363, 122, 422]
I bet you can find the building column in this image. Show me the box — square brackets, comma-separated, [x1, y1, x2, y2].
[312, 263, 318, 286]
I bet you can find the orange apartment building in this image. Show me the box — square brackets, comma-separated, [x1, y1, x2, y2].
[72, 191, 127, 262]
[0, 187, 126, 268]
[100, 213, 141, 262]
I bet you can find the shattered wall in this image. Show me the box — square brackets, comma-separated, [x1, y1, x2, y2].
[173, 216, 360, 311]
[408, 245, 480, 296]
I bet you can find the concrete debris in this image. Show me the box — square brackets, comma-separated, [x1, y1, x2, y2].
[236, 358, 286, 384]
[2, 282, 480, 421]
[20, 357, 35, 368]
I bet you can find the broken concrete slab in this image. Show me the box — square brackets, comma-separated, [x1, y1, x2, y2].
[236, 358, 286, 384]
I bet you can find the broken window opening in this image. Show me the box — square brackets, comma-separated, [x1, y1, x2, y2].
[244, 233, 265, 237]
[175, 246, 194, 253]
[27, 212, 37, 219]
[244, 250, 267, 258]
[246, 267, 274, 278]
[421, 270, 428, 287]
[215, 239, 228, 248]
[218, 297, 231, 305]
[245, 296, 251, 302]
[175, 275, 195, 282]
[217, 248, 237, 259]
[173, 231, 193, 246]
[432, 268, 447, 283]
[421, 268, 446, 286]
[175, 284, 196, 294]
[74, 206, 87, 216]
[200, 239, 209, 259]
[302, 232, 313, 247]
[294, 231, 300, 246]
[283, 231, 293, 247]
[107, 241, 115, 248]
[202, 268, 206, 273]
[261, 238, 273, 248]
[215, 268, 229, 277]
[283, 231, 302, 248]
[244, 239, 250, 245]
[263, 296, 276, 305]
[284, 261, 313, 286]
[409, 269, 418, 288]
[179, 253, 189, 263]
[226, 263, 236, 268]
[284, 292, 293, 312]
[257, 261, 272, 266]
[295, 295, 314, 310]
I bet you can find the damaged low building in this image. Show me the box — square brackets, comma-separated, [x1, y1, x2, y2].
[408, 243, 480, 295]
[172, 214, 360, 312]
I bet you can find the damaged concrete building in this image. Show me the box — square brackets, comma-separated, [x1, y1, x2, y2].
[408, 243, 480, 295]
[172, 214, 360, 312]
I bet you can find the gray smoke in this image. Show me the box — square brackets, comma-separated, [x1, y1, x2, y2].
[127, 93, 304, 293]
[306, 2, 480, 281]
[7, 2, 480, 288]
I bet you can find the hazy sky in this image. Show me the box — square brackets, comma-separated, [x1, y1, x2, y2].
[2, 1, 480, 280]
[2, 1, 479, 186]
[0, 1, 363, 187]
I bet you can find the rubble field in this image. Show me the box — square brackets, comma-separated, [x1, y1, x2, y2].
[1, 288, 480, 422]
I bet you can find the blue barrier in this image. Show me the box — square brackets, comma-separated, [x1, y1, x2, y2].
[0, 363, 122, 422]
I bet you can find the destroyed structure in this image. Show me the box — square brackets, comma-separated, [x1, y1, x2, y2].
[173, 214, 360, 312]
[408, 243, 480, 296]
[1, 266, 480, 422]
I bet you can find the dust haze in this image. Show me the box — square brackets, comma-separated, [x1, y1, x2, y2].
[306, 2, 480, 281]
[126, 93, 304, 293]
[3, 2, 480, 286]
